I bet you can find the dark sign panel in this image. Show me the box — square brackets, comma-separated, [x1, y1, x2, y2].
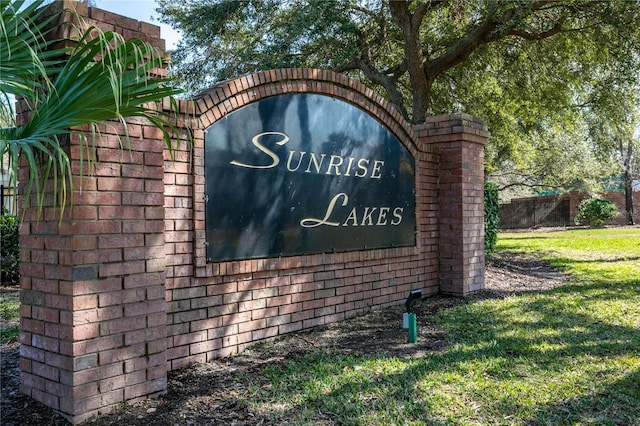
[205, 93, 415, 261]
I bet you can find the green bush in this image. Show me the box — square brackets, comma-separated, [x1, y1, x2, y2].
[1, 214, 20, 286]
[575, 198, 618, 228]
[484, 181, 500, 253]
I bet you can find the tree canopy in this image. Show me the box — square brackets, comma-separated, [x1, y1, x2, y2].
[158, 0, 640, 195]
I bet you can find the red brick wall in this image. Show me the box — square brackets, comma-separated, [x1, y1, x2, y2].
[500, 191, 639, 229]
[163, 69, 442, 368]
[18, 128, 169, 423]
[603, 191, 639, 225]
[17, 3, 489, 423]
[41, 1, 167, 53]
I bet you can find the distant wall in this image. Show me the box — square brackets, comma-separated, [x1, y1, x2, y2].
[500, 191, 639, 229]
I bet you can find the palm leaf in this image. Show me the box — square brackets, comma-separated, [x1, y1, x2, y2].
[0, 0, 66, 102]
[1, 0, 183, 217]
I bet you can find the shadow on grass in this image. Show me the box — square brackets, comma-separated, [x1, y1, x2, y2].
[85, 258, 639, 425]
[549, 255, 640, 264]
[526, 368, 640, 426]
[251, 278, 640, 425]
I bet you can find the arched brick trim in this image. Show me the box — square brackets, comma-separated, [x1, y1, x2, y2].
[194, 69, 416, 157]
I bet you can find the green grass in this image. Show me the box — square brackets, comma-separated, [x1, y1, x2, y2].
[0, 324, 19, 343]
[0, 289, 20, 344]
[249, 227, 640, 425]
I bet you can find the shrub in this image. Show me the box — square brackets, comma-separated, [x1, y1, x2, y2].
[0, 214, 20, 286]
[484, 181, 500, 252]
[575, 198, 618, 228]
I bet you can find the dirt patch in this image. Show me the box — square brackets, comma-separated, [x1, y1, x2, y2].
[0, 252, 568, 425]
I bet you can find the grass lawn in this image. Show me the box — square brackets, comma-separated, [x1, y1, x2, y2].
[0, 288, 19, 344]
[254, 227, 640, 425]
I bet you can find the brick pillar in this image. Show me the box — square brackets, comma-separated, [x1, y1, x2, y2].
[18, 3, 169, 424]
[18, 128, 168, 424]
[414, 114, 489, 296]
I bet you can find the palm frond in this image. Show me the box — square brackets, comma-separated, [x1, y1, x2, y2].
[0, 0, 66, 102]
[1, 0, 183, 218]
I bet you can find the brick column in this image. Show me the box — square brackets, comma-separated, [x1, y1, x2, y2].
[414, 114, 489, 296]
[19, 126, 168, 424]
[18, 3, 169, 424]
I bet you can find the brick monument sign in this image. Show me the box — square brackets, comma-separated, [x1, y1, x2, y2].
[17, 2, 489, 423]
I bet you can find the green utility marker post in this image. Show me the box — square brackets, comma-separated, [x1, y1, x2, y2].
[404, 290, 421, 344]
[408, 313, 417, 343]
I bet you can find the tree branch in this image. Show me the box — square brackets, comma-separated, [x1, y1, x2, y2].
[357, 59, 410, 121]
[506, 19, 565, 40]
[425, 6, 501, 80]
[389, 0, 431, 122]
[424, 1, 567, 85]
[383, 60, 407, 80]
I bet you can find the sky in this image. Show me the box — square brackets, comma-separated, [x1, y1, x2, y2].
[93, 0, 181, 49]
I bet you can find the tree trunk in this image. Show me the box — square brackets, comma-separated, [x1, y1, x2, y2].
[624, 158, 634, 225]
[389, 1, 430, 124]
